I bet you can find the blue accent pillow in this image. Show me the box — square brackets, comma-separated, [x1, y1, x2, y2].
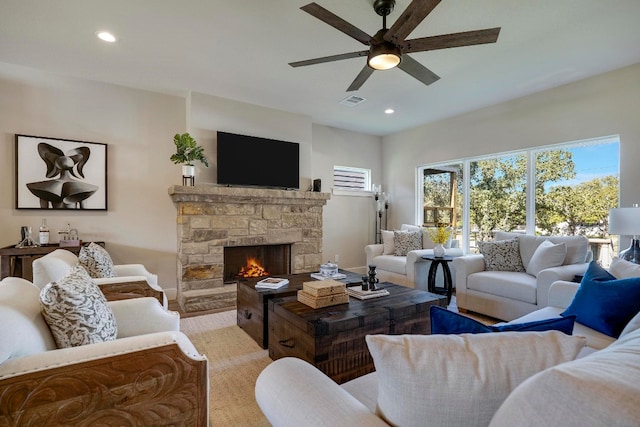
[561, 261, 640, 338]
[430, 305, 576, 335]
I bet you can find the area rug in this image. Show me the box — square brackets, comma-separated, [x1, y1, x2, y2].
[180, 310, 271, 427]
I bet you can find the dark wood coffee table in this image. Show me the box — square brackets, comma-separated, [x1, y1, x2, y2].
[237, 270, 363, 349]
[268, 282, 446, 384]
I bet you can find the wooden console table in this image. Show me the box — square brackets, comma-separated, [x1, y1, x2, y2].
[0, 242, 104, 281]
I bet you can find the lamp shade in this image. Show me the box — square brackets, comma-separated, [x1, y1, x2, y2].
[609, 207, 640, 236]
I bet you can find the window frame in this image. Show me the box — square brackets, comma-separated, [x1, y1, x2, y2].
[332, 165, 372, 196]
[416, 135, 620, 252]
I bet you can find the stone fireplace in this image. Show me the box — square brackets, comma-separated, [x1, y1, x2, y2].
[169, 184, 330, 312]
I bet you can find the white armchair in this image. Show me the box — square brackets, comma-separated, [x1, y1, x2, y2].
[0, 277, 208, 426]
[32, 248, 167, 308]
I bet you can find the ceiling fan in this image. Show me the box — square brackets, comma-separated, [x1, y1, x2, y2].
[289, 0, 501, 91]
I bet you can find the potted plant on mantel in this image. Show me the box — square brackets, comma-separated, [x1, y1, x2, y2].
[170, 132, 208, 186]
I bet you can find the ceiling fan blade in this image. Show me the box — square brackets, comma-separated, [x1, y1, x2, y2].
[289, 50, 369, 67]
[384, 0, 442, 44]
[402, 28, 501, 53]
[301, 3, 371, 45]
[346, 66, 375, 92]
[397, 55, 440, 86]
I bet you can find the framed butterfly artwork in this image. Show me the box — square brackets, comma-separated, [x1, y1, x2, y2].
[15, 134, 108, 210]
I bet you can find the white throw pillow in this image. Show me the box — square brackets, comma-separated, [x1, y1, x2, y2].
[393, 230, 423, 256]
[381, 230, 395, 255]
[609, 256, 640, 279]
[366, 332, 586, 427]
[78, 242, 117, 278]
[40, 264, 118, 348]
[526, 239, 567, 277]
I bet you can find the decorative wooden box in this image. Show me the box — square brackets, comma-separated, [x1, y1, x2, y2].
[237, 270, 363, 349]
[268, 282, 447, 384]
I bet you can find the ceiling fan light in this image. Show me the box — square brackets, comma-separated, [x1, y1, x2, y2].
[368, 43, 401, 70]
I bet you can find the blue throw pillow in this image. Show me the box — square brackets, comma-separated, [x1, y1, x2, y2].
[430, 305, 576, 335]
[561, 261, 640, 338]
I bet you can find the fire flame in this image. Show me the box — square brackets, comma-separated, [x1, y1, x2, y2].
[238, 257, 269, 278]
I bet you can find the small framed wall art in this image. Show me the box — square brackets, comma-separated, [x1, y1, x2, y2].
[15, 134, 108, 210]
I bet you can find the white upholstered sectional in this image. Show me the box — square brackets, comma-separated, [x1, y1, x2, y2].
[255, 272, 640, 426]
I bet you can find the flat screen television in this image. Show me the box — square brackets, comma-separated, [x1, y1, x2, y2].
[217, 131, 300, 190]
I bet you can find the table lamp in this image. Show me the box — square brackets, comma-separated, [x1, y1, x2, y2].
[609, 204, 640, 264]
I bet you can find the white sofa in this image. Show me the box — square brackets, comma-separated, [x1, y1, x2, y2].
[453, 231, 592, 321]
[365, 224, 463, 290]
[0, 277, 208, 425]
[255, 277, 640, 426]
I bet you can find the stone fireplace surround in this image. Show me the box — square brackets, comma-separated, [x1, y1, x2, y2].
[169, 185, 330, 312]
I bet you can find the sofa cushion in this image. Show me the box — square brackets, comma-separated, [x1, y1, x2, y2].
[366, 331, 586, 427]
[468, 271, 537, 304]
[478, 238, 525, 272]
[400, 224, 421, 232]
[78, 242, 117, 278]
[525, 240, 567, 277]
[430, 306, 576, 335]
[489, 327, 640, 427]
[393, 230, 422, 256]
[371, 255, 407, 276]
[494, 232, 589, 267]
[381, 230, 395, 255]
[562, 261, 640, 338]
[510, 306, 615, 352]
[0, 278, 56, 364]
[40, 265, 118, 348]
[609, 256, 640, 279]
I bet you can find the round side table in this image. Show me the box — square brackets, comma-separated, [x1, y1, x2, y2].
[421, 255, 455, 304]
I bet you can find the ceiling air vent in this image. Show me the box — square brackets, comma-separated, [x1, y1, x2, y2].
[339, 95, 366, 107]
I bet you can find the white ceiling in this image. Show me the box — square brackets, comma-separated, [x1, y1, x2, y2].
[1, 0, 639, 136]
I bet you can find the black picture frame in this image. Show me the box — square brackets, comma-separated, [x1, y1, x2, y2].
[15, 134, 108, 210]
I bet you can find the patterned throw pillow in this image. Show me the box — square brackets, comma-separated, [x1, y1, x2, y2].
[78, 242, 117, 278]
[478, 238, 525, 272]
[393, 230, 423, 256]
[40, 265, 118, 348]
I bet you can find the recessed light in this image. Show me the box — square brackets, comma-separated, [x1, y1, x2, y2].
[96, 31, 117, 43]
[385, 108, 395, 114]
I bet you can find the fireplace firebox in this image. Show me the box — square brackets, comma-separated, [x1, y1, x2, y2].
[223, 244, 291, 283]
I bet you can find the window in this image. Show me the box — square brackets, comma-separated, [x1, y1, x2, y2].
[333, 166, 371, 192]
[419, 136, 619, 260]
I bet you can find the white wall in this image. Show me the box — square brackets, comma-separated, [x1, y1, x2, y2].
[382, 64, 640, 242]
[0, 69, 383, 292]
[0, 63, 186, 293]
[311, 124, 382, 270]
[189, 92, 313, 190]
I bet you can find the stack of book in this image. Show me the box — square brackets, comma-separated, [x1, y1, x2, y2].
[346, 285, 390, 300]
[255, 277, 289, 290]
[297, 279, 349, 309]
